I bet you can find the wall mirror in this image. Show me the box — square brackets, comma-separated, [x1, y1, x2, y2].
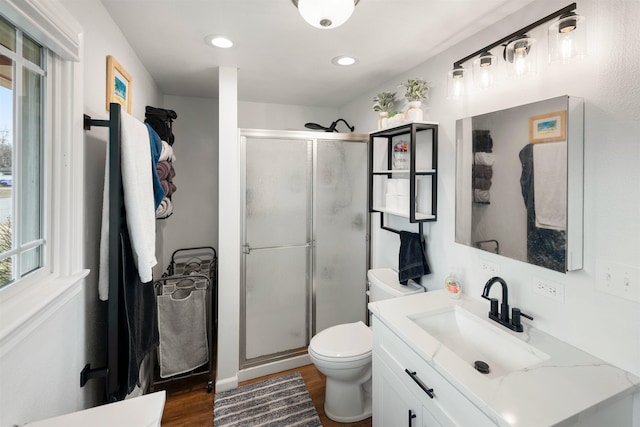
[455, 95, 584, 272]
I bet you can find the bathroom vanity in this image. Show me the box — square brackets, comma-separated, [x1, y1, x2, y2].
[369, 290, 640, 426]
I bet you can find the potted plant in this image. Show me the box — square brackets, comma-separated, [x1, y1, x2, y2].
[400, 78, 429, 122]
[372, 91, 396, 128]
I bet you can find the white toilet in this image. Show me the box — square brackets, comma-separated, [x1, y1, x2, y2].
[308, 268, 425, 422]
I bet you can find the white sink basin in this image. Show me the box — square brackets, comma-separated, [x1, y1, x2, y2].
[409, 305, 549, 378]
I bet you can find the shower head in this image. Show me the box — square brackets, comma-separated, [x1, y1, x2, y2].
[305, 118, 355, 133]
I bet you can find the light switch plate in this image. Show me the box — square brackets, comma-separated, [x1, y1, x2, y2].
[596, 260, 640, 302]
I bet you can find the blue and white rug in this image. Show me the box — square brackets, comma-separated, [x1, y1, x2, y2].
[214, 372, 322, 426]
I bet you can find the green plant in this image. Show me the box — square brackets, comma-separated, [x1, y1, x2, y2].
[400, 78, 430, 102]
[372, 91, 396, 113]
[388, 111, 401, 117]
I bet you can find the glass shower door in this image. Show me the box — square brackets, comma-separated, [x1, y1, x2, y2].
[241, 136, 312, 365]
[315, 140, 368, 333]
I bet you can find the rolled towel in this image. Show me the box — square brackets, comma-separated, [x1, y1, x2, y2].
[474, 152, 495, 166]
[168, 162, 176, 180]
[159, 140, 176, 162]
[473, 164, 493, 179]
[157, 160, 171, 180]
[474, 189, 490, 203]
[161, 180, 170, 196]
[155, 197, 174, 218]
[473, 177, 492, 190]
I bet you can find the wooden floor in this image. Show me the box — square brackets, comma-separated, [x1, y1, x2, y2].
[160, 364, 372, 427]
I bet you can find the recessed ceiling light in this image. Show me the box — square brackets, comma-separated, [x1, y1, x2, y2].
[205, 35, 233, 49]
[332, 56, 358, 66]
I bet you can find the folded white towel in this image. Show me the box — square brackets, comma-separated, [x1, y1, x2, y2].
[159, 140, 176, 162]
[533, 142, 567, 231]
[121, 112, 157, 282]
[474, 152, 495, 166]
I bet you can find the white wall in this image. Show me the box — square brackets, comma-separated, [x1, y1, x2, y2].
[0, 1, 162, 425]
[158, 95, 219, 267]
[340, 0, 640, 378]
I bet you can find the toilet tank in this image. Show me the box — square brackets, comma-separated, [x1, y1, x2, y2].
[367, 268, 425, 302]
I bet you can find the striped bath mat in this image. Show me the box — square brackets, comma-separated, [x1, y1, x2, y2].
[214, 372, 322, 426]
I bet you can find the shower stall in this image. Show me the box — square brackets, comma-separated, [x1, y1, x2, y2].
[239, 129, 368, 369]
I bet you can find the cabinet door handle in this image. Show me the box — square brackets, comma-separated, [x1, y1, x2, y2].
[405, 369, 435, 398]
[408, 409, 417, 426]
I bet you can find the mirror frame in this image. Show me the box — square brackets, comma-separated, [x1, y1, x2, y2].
[455, 95, 584, 272]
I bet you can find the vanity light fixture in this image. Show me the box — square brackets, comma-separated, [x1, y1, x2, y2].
[447, 65, 467, 100]
[447, 3, 584, 98]
[292, 0, 359, 29]
[205, 35, 233, 48]
[504, 36, 537, 79]
[472, 51, 498, 89]
[548, 12, 587, 63]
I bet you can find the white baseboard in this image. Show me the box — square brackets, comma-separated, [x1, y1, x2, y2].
[215, 375, 239, 393]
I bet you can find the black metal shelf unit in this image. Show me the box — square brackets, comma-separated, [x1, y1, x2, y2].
[368, 121, 439, 234]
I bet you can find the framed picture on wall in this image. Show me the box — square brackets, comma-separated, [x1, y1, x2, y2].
[529, 110, 566, 143]
[106, 55, 132, 113]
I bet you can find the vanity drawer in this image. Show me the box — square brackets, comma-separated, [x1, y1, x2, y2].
[373, 319, 495, 427]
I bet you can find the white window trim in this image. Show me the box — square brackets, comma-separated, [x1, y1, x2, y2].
[0, 0, 87, 356]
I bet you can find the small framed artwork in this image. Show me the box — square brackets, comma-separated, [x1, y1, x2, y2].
[529, 110, 566, 143]
[106, 55, 132, 113]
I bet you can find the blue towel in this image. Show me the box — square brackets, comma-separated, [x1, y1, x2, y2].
[398, 231, 431, 285]
[146, 124, 165, 209]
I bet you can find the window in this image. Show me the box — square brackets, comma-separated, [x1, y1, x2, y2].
[0, 0, 85, 351]
[0, 16, 46, 289]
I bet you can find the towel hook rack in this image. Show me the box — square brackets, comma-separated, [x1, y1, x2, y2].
[380, 213, 423, 236]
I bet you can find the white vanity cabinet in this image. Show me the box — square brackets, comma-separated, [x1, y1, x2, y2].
[372, 316, 495, 427]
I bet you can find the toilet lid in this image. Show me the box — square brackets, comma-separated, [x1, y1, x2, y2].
[310, 321, 372, 358]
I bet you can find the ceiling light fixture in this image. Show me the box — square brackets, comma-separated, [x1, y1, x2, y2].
[447, 3, 585, 98]
[204, 35, 233, 49]
[332, 55, 358, 66]
[292, 0, 359, 30]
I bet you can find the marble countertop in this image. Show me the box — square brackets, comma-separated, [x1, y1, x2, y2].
[369, 290, 640, 427]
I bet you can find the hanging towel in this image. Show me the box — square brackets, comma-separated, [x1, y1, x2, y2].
[121, 111, 157, 283]
[398, 231, 431, 285]
[533, 142, 567, 231]
[157, 287, 209, 378]
[98, 149, 110, 300]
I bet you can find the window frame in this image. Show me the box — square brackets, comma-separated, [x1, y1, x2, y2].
[0, 0, 87, 354]
[0, 23, 48, 286]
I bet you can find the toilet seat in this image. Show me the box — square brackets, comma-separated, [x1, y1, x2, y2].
[309, 321, 372, 362]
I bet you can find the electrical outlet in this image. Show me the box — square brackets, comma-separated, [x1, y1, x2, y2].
[480, 259, 500, 276]
[596, 260, 640, 302]
[533, 278, 564, 303]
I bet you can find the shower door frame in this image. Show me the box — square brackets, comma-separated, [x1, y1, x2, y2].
[239, 128, 369, 369]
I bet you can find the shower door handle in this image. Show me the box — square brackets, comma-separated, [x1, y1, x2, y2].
[243, 241, 314, 254]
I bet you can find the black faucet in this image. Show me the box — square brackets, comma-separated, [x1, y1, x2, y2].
[481, 276, 533, 333]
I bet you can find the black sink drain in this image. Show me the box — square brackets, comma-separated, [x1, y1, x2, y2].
[474, 360, 490, 374]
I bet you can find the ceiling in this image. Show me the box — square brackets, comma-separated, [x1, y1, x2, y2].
[100, 0, 533, 108]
